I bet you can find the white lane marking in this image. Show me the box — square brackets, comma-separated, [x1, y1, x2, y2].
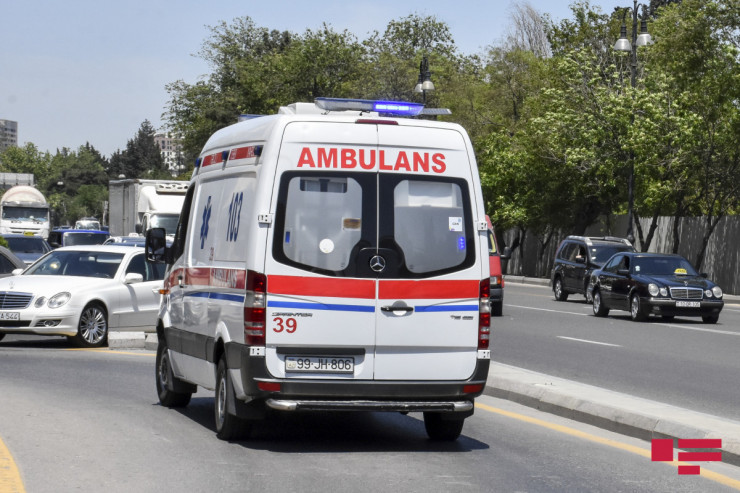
[557, 336, 622, 347]
[508, 304, 740, 336]
[656, 322, 740, 336]
[508, 304, 589, 317]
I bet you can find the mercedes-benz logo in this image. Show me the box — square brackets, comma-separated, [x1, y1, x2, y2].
[369, 255, 386, 272]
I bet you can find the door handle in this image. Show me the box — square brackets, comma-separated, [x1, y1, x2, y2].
[381, 305, 414, 313]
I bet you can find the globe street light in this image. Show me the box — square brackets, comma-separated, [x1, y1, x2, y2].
[613, 0, 651, 243]
[414, 56, 434, 105]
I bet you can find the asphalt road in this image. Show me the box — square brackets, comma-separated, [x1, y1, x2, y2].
[493, 282, 740, 421]
[2, 342, 739, 492]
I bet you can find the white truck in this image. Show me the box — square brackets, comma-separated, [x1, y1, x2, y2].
[0, 185, 51, 239]
[108, 179, 189, 237]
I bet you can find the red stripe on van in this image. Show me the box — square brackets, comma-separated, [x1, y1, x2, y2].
[268, 276, 376, 299]
[378, 280, 478, 299]
[230, 146, 256, 160]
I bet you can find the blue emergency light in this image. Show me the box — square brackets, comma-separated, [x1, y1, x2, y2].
[315, 97, 424, 116]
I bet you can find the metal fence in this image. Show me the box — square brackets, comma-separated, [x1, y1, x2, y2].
[502, 215, 740, 295]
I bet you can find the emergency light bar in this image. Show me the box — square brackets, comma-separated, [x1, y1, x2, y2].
[315, 97, 424, 116]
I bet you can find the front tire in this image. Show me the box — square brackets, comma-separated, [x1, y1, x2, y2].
[156, 340, 192, 407]
[702, 315, 719, 324]
[491, 300, 503, 317]
[215, 357, 250, 440]
[553, 278, 569, 301]
[72, 303, 108, 348]
[592, 290, 609, 317]
[423, 412, 465, 441]
[630, 294, 646, 321]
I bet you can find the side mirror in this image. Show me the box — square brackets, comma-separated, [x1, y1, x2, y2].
[700, 273, 708, 278]
[500, 246, 511, 260]
[135, 223, 143, 234]
[124, 272, 144, 284]
[50, 241, 61, 248]
[575, 256, 586, 264]
[146, 228, 170, 264]
[617, 268, 630, 276]
[11, 268, 24, 276]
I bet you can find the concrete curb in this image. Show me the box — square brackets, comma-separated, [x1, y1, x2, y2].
[108, 332, 158, 351]
[485, 362, 740, 467]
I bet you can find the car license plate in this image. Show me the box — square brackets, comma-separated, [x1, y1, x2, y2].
[0, 312, 20, 320]
[675, 301, 700, 308]
[285, 356, 354, 373]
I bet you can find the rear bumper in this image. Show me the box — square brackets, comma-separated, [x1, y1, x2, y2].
[227, 342, 489, 413]
[490, 286, 504, 303]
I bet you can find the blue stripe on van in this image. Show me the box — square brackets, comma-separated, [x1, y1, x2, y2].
[268, 301, 375, 313]
[184, 292, 245, 303]
[414, 305, 478, 312]
[210, 293, 245, 303]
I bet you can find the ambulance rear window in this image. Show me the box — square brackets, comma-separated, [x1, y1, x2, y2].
[281, 176, 363, 272]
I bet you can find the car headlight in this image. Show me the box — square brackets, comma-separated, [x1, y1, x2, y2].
[660, 287, 668, 297]
[35, 297, 47, 308]
[648, 283, 660, 297]
[48, 292, 71, 309]
[712, 286, 723, 298]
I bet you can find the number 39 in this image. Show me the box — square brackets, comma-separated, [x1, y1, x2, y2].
[273, 317, 297, 333]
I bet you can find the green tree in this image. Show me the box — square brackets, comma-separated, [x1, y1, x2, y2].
[113, 120, 167, 179]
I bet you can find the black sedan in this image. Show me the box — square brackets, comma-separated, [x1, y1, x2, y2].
[590, 252, 724, 323]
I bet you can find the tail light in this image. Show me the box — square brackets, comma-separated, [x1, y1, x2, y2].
[244, 270, 267, 345]
[479, 278, 491, 349]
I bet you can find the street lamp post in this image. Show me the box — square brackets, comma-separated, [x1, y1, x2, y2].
[613, 0, 652, 243]
[414, 56, 435, 105]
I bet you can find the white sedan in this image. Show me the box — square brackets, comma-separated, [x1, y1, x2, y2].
[0, 245, 165, 347]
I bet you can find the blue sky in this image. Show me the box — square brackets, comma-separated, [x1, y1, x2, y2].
[1, 1, 624, 158]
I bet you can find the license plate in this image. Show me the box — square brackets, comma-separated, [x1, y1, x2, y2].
[675, 301, 700, 308]
[285, 356, 355, 373]
[0, 312, 20, 320]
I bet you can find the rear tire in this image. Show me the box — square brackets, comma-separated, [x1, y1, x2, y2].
[491, 300, 503, 317]
[215, 357, 250, 440]
[630, 294, 646, 321]
[156, 341, 192, 408]
[592, 290, 609, 317]
[553, 278, 568, 301]
[423, 412, 465, 441]
[0, 334, 5, 342]
[702, 315, 719, 324]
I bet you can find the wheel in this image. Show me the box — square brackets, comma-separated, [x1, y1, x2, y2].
[72, 303, 108, 348]
[215, 357, 250, 440]
[661, 315, 675, 321]
[491, 300, 503, 317]
[630, 294, 646, 321]
[702, 315, 719, 324]
[592, 290, 609, 317]
[585, 289, 593, 304]
[423, 412, 465, 441]
[0, 334, 5, 342]
[553, 278, 569, 301]
[156, 340, 192, 407]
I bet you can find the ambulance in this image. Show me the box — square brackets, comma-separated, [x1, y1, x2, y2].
[146, 98, 492, 441]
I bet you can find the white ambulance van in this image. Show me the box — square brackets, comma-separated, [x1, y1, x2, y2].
[146, 98, 491, 441]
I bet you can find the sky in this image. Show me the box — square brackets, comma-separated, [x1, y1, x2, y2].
[1, 0, 625, 159]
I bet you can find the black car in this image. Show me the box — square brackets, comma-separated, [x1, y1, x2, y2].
[590, 252, 724, 323]
[551, 236, 634, 302]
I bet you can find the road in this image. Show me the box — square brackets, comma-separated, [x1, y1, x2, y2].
[493, 282, 740, 421]
[1, 341, 740, 492]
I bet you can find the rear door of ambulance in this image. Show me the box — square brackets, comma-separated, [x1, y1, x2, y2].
[263, 119, 484, 382]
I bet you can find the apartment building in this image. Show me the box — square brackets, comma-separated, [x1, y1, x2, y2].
[154, 132, 184, 175]
[0, 119, 18, 152]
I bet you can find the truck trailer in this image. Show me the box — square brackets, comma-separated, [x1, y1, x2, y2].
[108, 179, 188, 237]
